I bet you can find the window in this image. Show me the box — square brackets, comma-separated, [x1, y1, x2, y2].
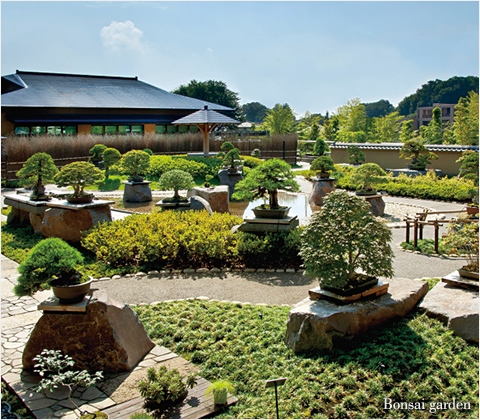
[14, 127, 30, 135]
[156, 125, 166, 134]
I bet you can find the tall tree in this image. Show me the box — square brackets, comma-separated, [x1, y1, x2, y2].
[172, 80, 244, 120]
[372, 111, 403, 142]
[399, 120, 417, 143]
[421, 107, 443, 144]
[363, 99, 395, 118]
[321, 117, 340, 142]
[262, 103, 296, 134]
[297, 111, 321, 140]
[242, 102, 270, 123]
[453, 91, 479, 145]
[335, 98, 367, 132]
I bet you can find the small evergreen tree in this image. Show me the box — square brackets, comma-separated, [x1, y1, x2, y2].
[399, 140, 438, 170]
[157, 170, 195, 201]
[119, 150, 151, 181]
[88, 144, 107, 163]
[313, 138, 329, 156]
[54, 162, 104, 197]
[16, 152, 58, 200]
[102, 148, 121, 179]
[347, 145, 366, 164]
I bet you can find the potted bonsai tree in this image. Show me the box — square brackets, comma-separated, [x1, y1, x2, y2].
[347, 145, 366, 165]
[157, 170, 195, 203]
[232, 158, 299, 219]
[88, 144, 107, 166]
[350, 163, 387, 195]
[138, 365, 197, 412]
[103, 147, 122, 180]
[217, 142, 242, 173]
[400, 140, 438, 171]
[444, 220, 479, 279]
[119, 150, 151, 182]
[54, 161, 104, 204]
[310, 156, 335, 178]
[16, 152, 59, 201]
[34, 349, 103, 418]
[13, 237, 92, 303]
[205, 380, 235, 406]
[300, 191, 394, 296]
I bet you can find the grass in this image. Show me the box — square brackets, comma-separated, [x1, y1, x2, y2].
[134, 296, 478, 419]
[401, 239, 455, 255]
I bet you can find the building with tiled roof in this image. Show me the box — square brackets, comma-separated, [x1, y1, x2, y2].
[1, 70, 234, 137]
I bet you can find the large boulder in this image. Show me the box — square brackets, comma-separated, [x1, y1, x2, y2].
[40, 206, 112, 242]
[285, 278, 429, 352]
[188, 186, 229, 213]
[419, 281, 479, 343]
[23, 290, 155, 373]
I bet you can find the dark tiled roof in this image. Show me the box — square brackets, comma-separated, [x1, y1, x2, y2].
[172, 107, 240, 125]
[327, 142, 479, 152]
[1, 71, 232, 111]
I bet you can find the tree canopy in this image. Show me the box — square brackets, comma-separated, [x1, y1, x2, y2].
[363, 99, 395, 118]
[242, 102, 270, 123]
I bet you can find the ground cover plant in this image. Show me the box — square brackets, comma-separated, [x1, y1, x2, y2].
[134, 296, 478, 419]
[400, 239, 455, 255]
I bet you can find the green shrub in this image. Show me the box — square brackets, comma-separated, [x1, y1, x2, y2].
[1, 224, 44, 264]
[241, 155, 264, 169]
[103, 148, 122, 179]
[148, 156, 208, 180]
[88, 144, 107, 163]
[81, 211, 241, 269]
[174, 156, 223, 177]
[298, 141, 315, 154]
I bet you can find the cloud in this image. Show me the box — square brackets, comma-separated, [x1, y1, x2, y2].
[100, 20, 146, 52]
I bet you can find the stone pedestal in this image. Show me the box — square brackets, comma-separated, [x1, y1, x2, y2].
[237, 215, 299, 233]
[40, 199, 114, 242]
[285, 278, 429, 352]
[4, 194, 49, 233]
[122, 181, 152, 203]
[218, 169, 244, 200]
[156, 196, 213, 215]
[358, 193, 386, 217]
[23, 290, 155, 373]
[188, 186, 229, 213]
[419, 280, 478, 343]
[308, 177, 335, 206]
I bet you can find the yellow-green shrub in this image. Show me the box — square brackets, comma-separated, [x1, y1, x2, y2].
[81, 211, 241, 269]
[148, 156, 208, 180]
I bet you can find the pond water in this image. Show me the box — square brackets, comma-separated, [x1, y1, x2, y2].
[109, 192, 320, 219]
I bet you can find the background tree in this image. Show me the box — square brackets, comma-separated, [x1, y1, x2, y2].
[372, 111, 403, 142]
[335, 98, 367, 132]
[399, 120, 417, 143]
[172, 80, 244, 120]
[321, 116, 339, 142]
[297, 111, 322, 140]
[313, 138, 329, 156]
[347, 145, 366, 164]
[241, 102, 270, 123]
[420, 107, 443, 144]
[262, 103, 296, 134]
[363, 99, 395, 118]
[453, 91, 479, 145]
[118, 150, 151, 181]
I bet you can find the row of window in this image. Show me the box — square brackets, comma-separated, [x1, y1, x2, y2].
[14, 124, 200, 136]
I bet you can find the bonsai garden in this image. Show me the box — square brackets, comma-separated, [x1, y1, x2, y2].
[1, 85, 479, 419]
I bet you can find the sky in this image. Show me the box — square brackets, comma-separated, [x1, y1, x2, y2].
[1, 1, 479, 117]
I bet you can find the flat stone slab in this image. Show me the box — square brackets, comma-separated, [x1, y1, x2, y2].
[442, 271, 479, 290]
[285, 277, 429, 352]
[419, 281, 479, 343]
[308, 280, 389, 304]
[238, 216, 299, 232]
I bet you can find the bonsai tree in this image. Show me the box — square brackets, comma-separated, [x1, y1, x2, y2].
[232, 158, 299, 209]
[16, 152, 59, 200]
[119, 150, 151, 182]
[456, 151, 479, 186]
[14, 238, 86, 297]
[347, 145, 366, 165]
[350, 163, 387, 194]
[34, 349, 103, 418]
[400, 140, 438, 170]
[251, 148, 262, 158]
[217, 141, 242, 171]
[311, 156, 335, 178]
[157, 169, 195, 202]
[299, 190, 394, 291]
[205, 380, 235, 405]
[54, 161, 104, 198]
[204, 174, 214, 187]
[444, 221, 479, 274]
[88, 144, 107, 163]
[102, 147, 121, 179]
[313, 138, 329, 156]
[138, 365, 197, 411]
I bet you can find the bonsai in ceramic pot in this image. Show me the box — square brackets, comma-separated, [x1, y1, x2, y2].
[300, 191, 394, 296]
[399, 140, 438, 171]
[444, 219, 479, 279]
[54, 161, 104, 204]
[205, 380, 235, 405]
[16, 152, 59, 201]
[119, 150, 151, 182]
[347, 145, 366, 165]
[157, 170, 195, 203]
[13, 238, 92, 303]
[310, 156, 335, 179]
[217, 142, 242, 173]
[232, 158, 299, 219]
[350, 163, 387, 195]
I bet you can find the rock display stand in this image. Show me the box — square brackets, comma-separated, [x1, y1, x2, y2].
[156, 196, 213, 215]
[359, 193, 386, 217]
[4, 193, 49, 233]
[308, 177, 335, 206]
[122, 181, 152, 203]
[237, 215, 299, 233]
[188, 185, 229, 213]
[23, 290, 155, 373]
[218, 169, 244, 200]
[40, 199, 114, 242]
[308, 280, 389, 304]
[419, 274, 479, 343]
[285, 278, 429, 352]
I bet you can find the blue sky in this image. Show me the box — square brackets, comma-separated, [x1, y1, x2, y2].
[1, 1, 478, 117]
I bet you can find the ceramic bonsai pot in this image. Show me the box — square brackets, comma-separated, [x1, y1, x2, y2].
[458, 269, 479, 280]
[50, 278, 93, 304]
[316, 172, 330, 179]
[355, 189, 378, 196]
[466, 205, 479, 215]
[252, 206, 290, 219]
[66, 195, 94, 204]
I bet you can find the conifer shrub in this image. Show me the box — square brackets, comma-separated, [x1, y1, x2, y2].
[148, 156, 209, 180]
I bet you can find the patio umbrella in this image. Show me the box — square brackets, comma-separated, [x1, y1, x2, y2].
[172, 105, 240, 155]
